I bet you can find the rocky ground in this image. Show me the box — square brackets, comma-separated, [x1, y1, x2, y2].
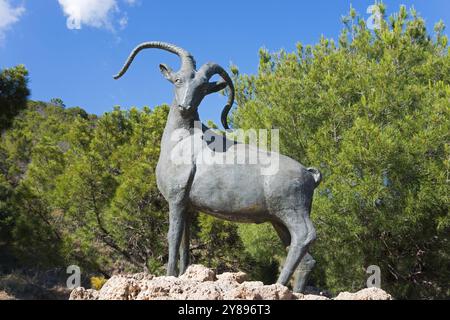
[70, 264, 392, 300]
[0, 290, 15, 300]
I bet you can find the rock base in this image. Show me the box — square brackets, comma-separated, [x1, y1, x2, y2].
[70, 265, 392, 300]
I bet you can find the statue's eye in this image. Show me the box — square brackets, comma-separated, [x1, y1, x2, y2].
[175, 78, 182, 84]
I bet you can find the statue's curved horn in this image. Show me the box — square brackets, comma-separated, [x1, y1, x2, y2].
[113, 41, 196, 80]
[202, 63, 235, 130]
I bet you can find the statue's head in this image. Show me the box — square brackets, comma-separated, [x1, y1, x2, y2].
[114, 42, 234, 129]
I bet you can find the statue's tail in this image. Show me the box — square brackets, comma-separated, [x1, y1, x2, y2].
[307, 167, 322, 188]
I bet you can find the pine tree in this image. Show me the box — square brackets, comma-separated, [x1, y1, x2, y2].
[232, 5, 450, 299]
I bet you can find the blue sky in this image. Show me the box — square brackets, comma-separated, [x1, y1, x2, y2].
[1, 0, 449, 126]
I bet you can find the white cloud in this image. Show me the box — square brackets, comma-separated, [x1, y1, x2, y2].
[58, 0, 119, 30]
[118, 15, 128, 30]
[58, 0, 139, 31]
[0, 0, 25, 40]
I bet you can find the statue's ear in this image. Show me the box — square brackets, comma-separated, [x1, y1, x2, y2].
[206, 80, 228, 95]
[159, 64, 174, 82]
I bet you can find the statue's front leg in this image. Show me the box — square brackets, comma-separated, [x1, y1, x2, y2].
[167, 202, 187, 276]
[179, 211, 192, 275]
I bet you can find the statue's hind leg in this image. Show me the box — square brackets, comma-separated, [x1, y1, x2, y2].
[293, 253, 316, 293]
[272, 221, 290, 248]
[272, 213, 316, 292]
[273, 221, 315, 293]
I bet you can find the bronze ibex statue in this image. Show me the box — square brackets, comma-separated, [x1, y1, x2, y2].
[114, 42, 321, 292]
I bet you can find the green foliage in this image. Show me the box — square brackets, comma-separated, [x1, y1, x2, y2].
[49, 98, 66, 108]
[1, 101, 171, 275]
[0, 65, 30, 132]
[52, 105, 170, 273]
[0, 172, 16, 269]
[232, 6, 450, 299]
[238, 224, 284, 284]
[194, 214, 246, 274]
[0, 65, 30, 266]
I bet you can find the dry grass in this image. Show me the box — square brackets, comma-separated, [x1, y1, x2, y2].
[0, 269, 71, 300]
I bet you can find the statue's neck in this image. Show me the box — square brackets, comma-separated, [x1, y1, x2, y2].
[160, 102, 200, 153]
[167, 104, 199, 130]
